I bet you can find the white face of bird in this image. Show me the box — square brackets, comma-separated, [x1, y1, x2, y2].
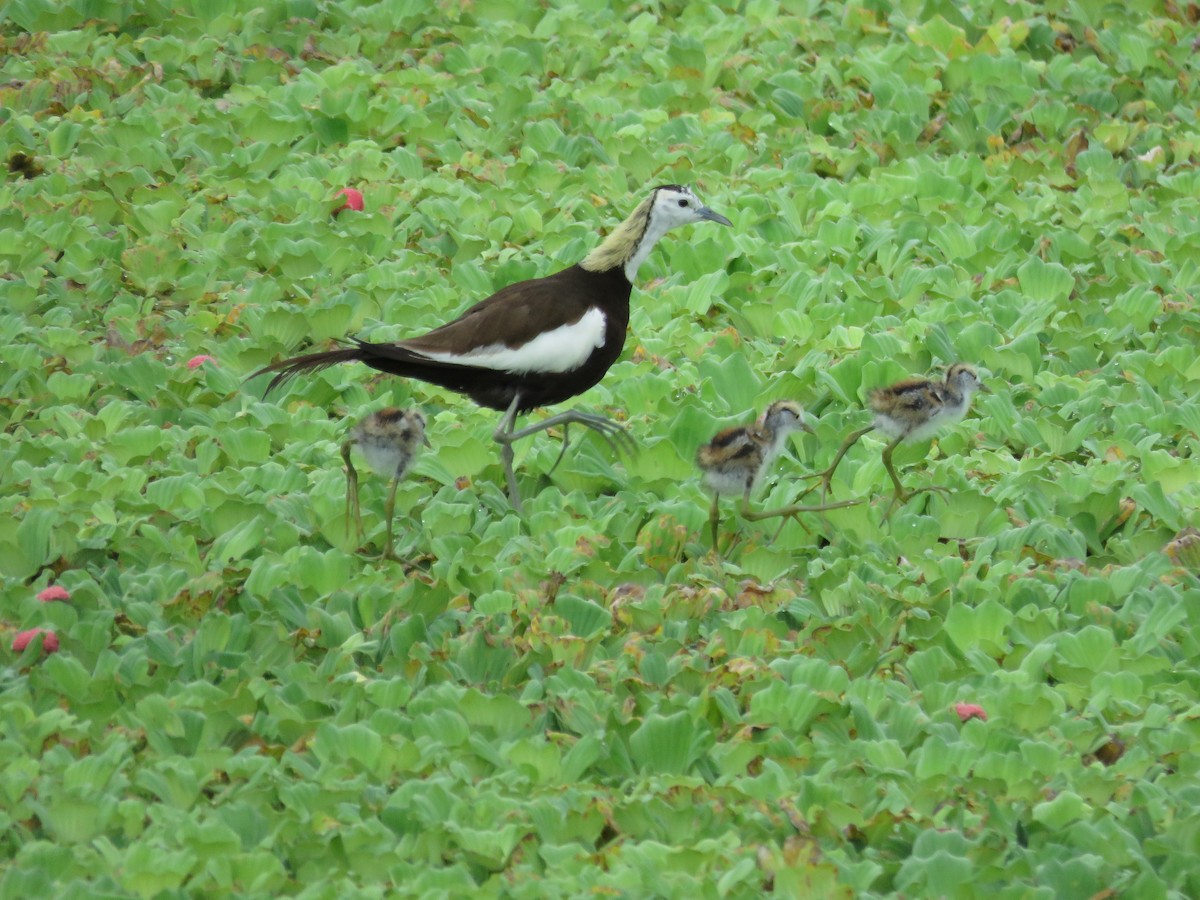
[946, 364, 990, 397]
[650, 185, 732, 231]
[760, 400, 813, 435]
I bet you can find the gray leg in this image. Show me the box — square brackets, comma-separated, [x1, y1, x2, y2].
[546, 423, 572, 475]
[491, 395, 524, 512]
[507, 409, 636, 458]
[492, 399, 636, 512]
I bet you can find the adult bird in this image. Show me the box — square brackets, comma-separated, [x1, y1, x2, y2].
[255, 184, 731, 510]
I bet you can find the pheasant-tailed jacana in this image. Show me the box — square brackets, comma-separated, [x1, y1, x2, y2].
[697, 400, 859, 550]
[807, 363, 989, 514]
[342, 407, 428, 560]
[257, 185, 731, 511]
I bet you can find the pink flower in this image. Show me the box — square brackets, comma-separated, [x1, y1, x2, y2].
[13, 628, 59, 654]
[187, 355, 214, 369]
[333, 187, 364, 217]
[954, 702, 987, 723]
[37, 586, 70, 603]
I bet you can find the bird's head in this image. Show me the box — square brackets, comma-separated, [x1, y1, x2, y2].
[945, 363, 990, 396]
[373, 407, 430, 448]
[581, 184, 731, 279]
[760, 400, 814, 436]
[650, 184, 733, 230]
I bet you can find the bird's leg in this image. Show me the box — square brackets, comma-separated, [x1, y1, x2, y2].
[881, 436, 906, 517]
[491, 394, 524, 512]
[506, 409, 637, 459]
[881, 437, 950, 520]
[382, 475, 400, 561]
[741, 496, 863, 536]
[494, 402, 636, 511]
[342, 441, 362, 539]
[770, 516, 799, 543]
[708, 493, 722, 555]
[800, 426, 874, 502]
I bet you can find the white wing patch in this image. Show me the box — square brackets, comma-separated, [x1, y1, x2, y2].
[420, 307, 607, 374]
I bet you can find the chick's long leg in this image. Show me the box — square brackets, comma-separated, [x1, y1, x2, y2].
[881, 436, 909, 503]
[799, 425, 875, 502]
[881, 436, 950, 520]
[708, 493, 722, 555]
[382, 475, 400, 561]
[342, 441, 362, 539]
[741, 497, 863, 539]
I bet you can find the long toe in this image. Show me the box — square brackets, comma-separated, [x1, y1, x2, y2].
[560, 411, 636, 458]
[546, 424, 572, 475]
[883, 496, 901, 522]
[908, 485, 950, 500]
[596, 422, 637, 458]
[799, 467, 836, 503]
[820, 474, 835, 504]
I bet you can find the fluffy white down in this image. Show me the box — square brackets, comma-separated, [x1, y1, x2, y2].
[420, 307, 606, 374]
[359, 442, 415, 478]
[874, 393, 972, 442]
[906, 404, 967, 442]
[703, 468, 754, 497]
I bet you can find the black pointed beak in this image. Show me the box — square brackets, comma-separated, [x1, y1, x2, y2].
[698, 206, 732, 226]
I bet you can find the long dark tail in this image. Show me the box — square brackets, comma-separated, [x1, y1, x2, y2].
[251, 348, 365, 396]
[253, 339, 521, 410]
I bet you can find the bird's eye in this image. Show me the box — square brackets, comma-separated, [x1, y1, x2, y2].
[677, 198, 689, 208]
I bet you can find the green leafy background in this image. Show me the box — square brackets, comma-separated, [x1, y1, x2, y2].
[3, 0, 1199, 896]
